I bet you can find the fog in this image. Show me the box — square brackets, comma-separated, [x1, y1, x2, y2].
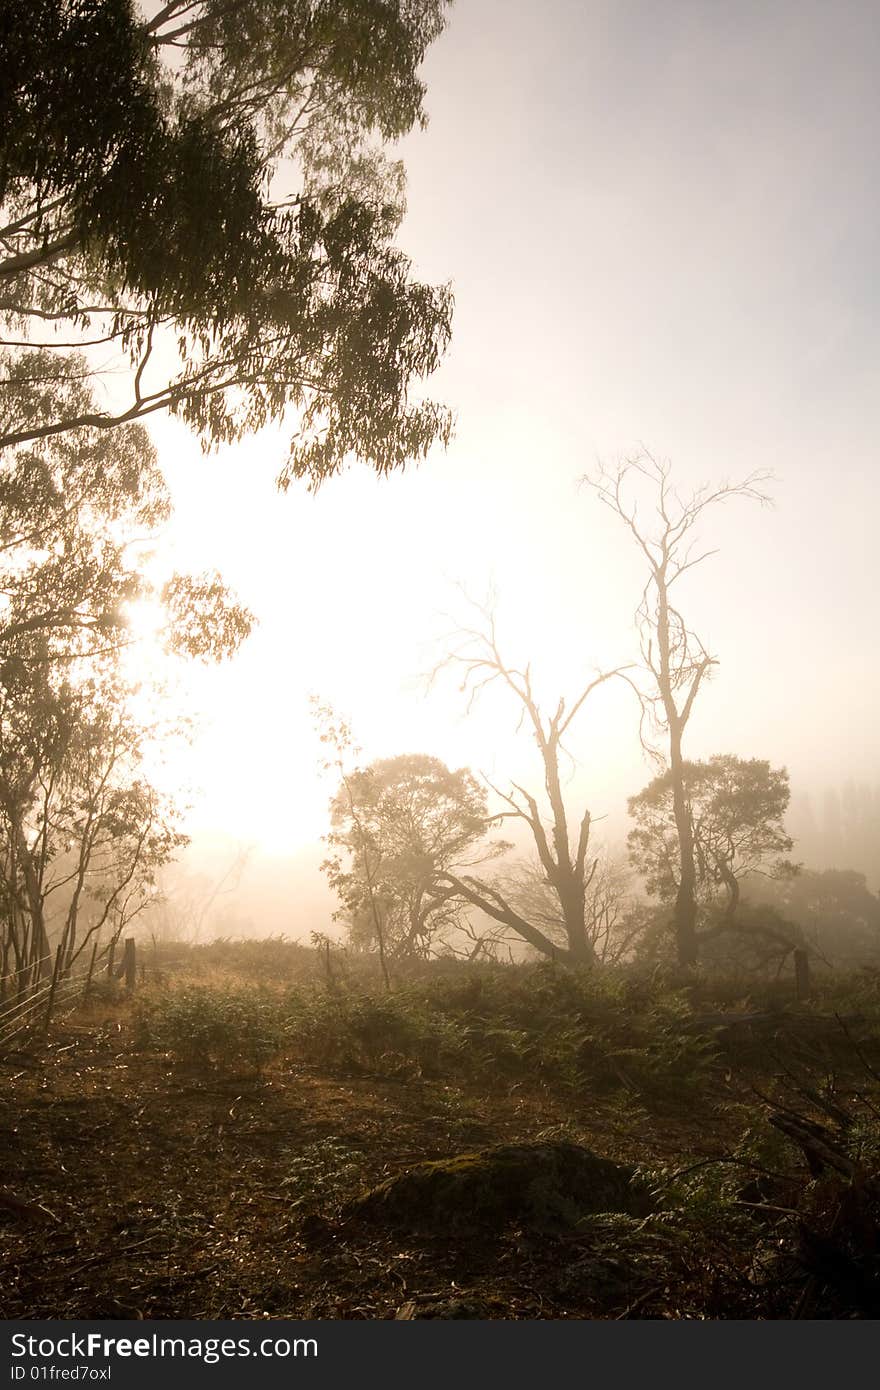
[140, 0, 878, 931]
[5, 0, 880, 1329]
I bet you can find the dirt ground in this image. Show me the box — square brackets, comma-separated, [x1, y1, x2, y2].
[0, 1010, 730, 1320]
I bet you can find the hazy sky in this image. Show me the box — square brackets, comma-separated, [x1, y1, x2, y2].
[140, 0, 878, 920]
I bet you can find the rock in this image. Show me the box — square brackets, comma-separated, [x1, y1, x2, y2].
[346, 1141, 651, 1234]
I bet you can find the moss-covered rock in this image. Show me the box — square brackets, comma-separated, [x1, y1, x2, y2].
[346, 1141, 652, 1233]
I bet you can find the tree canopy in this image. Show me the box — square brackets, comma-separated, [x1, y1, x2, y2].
[0, 349, 250, 665]
[628, 754, 795, 919]
[0, 0, 453, 482]
[745, 867, 880, 965]
[324, 752, 500, 960]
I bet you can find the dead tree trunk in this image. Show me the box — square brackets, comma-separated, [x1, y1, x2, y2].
[434, 606, 631, 966]
[583, 454, 770, 970]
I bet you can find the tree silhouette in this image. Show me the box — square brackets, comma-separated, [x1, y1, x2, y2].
[583, 453, 771, 966]
[434, 602, 629, 965]
[0, 1, 453, 483]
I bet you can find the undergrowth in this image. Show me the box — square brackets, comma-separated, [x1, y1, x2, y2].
[133, 962, 717, 1103]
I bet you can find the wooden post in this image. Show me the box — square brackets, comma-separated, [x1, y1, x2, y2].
[123, 937, 136, 992]
[42, 941, 65, 1035]
[83, 938, 99, 1004]
[793, 947, 811, 1001]
[106, 940, 116, 980]
[321, 938, 339, 992]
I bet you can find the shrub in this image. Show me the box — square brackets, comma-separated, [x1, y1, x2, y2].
[394, 964, 717, 1099]
[136, 985, 287, 1072]
[284, 987, 469, 1077]
[132, 958, 720, 1100]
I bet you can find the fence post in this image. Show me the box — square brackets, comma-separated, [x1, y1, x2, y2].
[123, 937, 136, 992]
[42, 941, 65, 1036]
[793, 947, 811, 1001]
[106, 940, 116, 981]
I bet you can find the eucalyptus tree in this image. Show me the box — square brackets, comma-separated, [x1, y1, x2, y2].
[628, 755, 795, 921]
[324, 751, 502, 962]
[0, 0, 453, 483]
[747, 867, 880, 965]
[0, 358, 251, 984]
[0, 666, 187, 984]
[583, 454, 771, 966]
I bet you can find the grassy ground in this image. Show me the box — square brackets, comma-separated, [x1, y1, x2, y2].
[2, 947, 880, 1319]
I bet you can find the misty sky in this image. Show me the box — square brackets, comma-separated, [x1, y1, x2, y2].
[142, 0, 878, 921]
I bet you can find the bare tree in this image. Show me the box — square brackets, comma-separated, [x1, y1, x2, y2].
[435, 915, 519, 964]
[582, 452, 771, 967]
[433, 603, 629, 965]
[494, 852, 646, 965]
[143, 846, 252, 945]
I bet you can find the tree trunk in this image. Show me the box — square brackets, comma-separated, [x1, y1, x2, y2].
[440, 873, 569, 963]
[669, 731, 698, 967]
[12, 821, 51, 980]
[557, 875, 596, 964]
[658, 589, 698, 970]
[540, 734, 597, 966]
[716, 857, 741, 918]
